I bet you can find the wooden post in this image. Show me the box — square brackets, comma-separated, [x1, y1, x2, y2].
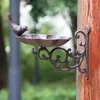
[77, 0, 100, 100]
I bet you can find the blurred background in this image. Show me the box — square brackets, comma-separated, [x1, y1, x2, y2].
[0, 0, 77, 100]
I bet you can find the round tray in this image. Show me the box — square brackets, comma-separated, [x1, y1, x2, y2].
[16, 34, 71, 47]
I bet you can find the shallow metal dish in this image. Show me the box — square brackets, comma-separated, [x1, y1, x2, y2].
[16, 34, 71, 47]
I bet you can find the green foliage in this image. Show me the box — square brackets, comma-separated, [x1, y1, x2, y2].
[46, 0, 77, 15]
[0, 1, 8, 57]
[0, 80, 76, 100]
[63, 0, 77, 14]
[0, 89, 8, 100]
[39, 22, 54, 34]
[22, 82, 76, 100]
[30, 0, 77, 33]
[0, 0, 9, 15]
[30, 0, 77, 20]
[20, 43, 35, 82]
[1, 1, 77, 99]
[0, 0, 9, 35]
[30, 0, 48, 21]
[20, 43, 75, 83]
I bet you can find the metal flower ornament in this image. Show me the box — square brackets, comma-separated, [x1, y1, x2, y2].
[8, 13, 90, 79]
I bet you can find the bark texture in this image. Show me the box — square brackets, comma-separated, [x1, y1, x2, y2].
[77, 0, 100, 100]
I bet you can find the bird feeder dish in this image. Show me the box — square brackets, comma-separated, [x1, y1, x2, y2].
[8, 13, 90, 80]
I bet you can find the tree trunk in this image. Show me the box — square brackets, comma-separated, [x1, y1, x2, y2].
[0, 4, 7, 89]
[77, 0, 100, 100]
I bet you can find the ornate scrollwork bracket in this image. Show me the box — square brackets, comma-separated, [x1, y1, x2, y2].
[32, 26, 90, 80]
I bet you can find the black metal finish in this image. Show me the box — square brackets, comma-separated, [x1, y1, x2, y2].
[32, 26, 90, 79]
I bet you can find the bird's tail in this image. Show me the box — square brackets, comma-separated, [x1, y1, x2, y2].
[8, 13, 14, 24]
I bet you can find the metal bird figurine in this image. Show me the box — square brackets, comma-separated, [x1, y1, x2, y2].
[8, 13, 28, 36]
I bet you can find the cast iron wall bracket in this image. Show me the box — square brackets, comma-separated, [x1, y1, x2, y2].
[8, 14, 90, 80]
[32, 26, 90, 80]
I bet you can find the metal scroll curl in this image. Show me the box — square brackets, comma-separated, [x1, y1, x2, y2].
[32, 26, 90, 79]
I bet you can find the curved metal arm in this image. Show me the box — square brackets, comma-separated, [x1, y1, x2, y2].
[32, 26, 90, 79]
